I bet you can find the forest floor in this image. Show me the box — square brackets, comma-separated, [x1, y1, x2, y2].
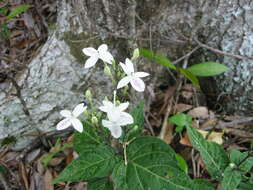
[0, 1, 252, 190]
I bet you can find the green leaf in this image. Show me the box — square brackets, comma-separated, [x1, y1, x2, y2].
[179, 68, 200, 88]
[6, 5, 31, 20]
[112, 136, 193, 190]
[73, 121, 102, 154]
[0, 165, 6, 174]
[0, 23, 11, 38]
[229, 149, 253, 173]
[169, 113, 192, 127]
[169, 113, 192, 133]
[220, 166, 242, 190]
[238, 183, 253, 190]
[88, 178, 113, 190]
[52, 145, 118, 183]
[139, 48, 176, 70]
[42, 139, 72, 168]
[175, 154, 188, 174]
[186, 125, 229, 180]
[186, 62, 228, 77]
[124, 101, 145, 141]
[192, 179, 215, 190]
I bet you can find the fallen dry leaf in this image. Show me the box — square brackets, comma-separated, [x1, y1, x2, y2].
[180, 132, 192, 147]
[197, 129, 224, 145]
[174, 103, 193, 113]
[43, 169, 54, 190]
[188, 107, 209, 119]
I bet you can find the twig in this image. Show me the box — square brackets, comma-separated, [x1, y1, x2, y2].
[0, 173, 11, 190]
[172, 46, 200, 65]
[194, 37, 253, 60]
[144, 115, 155, 136]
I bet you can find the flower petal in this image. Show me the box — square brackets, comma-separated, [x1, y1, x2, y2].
[102, 119, 114, 129]
[102, 120, 122, 138]
[99, 101, 114, 112]
[134, 72, 150, 78]
[110, 125, 122, 138]
[117, 76, 131, 89]
[118, 112, 134, 125]
[60, 110, 71, 117]
[71, 118, 83, 132]
[99, 51, 114, 64]
[82, 47, 98, 56]
[125, 58, 134, 73]
[130, 77, 145, 92]
[98, 44, 108, 52]
[56, 118, 71, 130]
[107, 109, 121, 122]
[85, 56, 99, 68]
[72, 103, 87, 117]
[119, 62, 129, 75]
[118, 102, 129, 112]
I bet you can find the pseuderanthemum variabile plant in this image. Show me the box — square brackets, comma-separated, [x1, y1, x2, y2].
[53, 45, 240, 190]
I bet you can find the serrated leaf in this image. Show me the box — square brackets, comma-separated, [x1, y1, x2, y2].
[186, 125, 229, 180]
[179, 68, 200, 88]
[238, 183, 253, 190]
[175, 154, 188, 174]
[139, 48, 176, 70]
[74, 121, 102, 154]
[220, 166, 242, 190]
[192, 179, 215, 190]
[52, 145, 117, 183]
[112, 136, 193, 190]
[229, 149, 253, 173]
[169, 113, 192, 127]
[124, 101, 145, 141]
[6, 5, 31, 20]
[186, 62, 228, 77]
[88, 178, 113, 190]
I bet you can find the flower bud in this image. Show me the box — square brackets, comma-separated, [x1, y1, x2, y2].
[131, 48, 140, 61]
[91, 116, 98, 125]
[85, 90, 92, 102]
[104, 65, 112, 77]
[229, 163, 236, 169]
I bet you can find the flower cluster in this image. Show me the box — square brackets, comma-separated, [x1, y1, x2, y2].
[56, 44, 149, 138]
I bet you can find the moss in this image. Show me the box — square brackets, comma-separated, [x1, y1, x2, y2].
[1, 136, 17, 146]
[62, 32, 102, 64]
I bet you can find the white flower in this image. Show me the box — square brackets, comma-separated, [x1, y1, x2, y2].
[99, 100, 129, 113]
[117, 58, 149, 92]
[56, 103, 87, 133]
[82, 44, 114, 68]
[99, 100, 134, 138]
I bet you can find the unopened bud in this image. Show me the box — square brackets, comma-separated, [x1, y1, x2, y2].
[104, 65, 112, 77]
[91, 116, 98, 125]
[229, 163, 236, 169]
[131, 48, 140, 61]
[85, 90, 92, 102]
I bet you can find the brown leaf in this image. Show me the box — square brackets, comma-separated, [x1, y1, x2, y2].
[162, 122, 174, 144]
[180, 133, 192, 147]
[48, 157, 64, 167]
[43, 169, 54, 190]
[19, 162, 29, 190]
[197, 129, 224, 144]
[174, 103, 193, 113]
[188, 107, 209, 119]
